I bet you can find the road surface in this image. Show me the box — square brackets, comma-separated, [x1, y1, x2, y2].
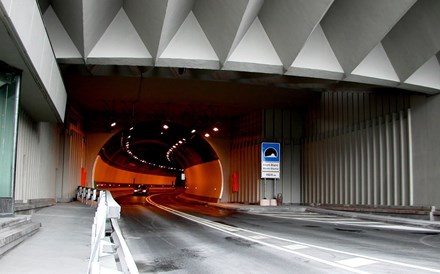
[115, 190, 440, 274]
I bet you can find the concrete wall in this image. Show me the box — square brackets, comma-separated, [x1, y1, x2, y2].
[56, 122, 87, 202]
[184, 160, 222, 200]
[1, 0, 67, 122]
[205, 136, 230, 202]
[410, 94, 440, 207]
[85, 132, 113, 186]
[263, 109, 302, 204]
[94, 156, 175, 186]
[229, 111, 262, 204]
[15, 111, 60, 202]
[302, 91, 412, 206]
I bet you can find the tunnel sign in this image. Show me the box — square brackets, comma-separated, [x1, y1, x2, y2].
[261, 142, 280, 178]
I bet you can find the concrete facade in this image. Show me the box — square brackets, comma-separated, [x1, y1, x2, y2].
[1, 1, 440, 211]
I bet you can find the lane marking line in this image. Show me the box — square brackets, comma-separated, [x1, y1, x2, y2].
[146, 195, 440, 273]
[248, 235, 269, 240]
[284, 244, 309, 250]
[337, 258, 377, 268]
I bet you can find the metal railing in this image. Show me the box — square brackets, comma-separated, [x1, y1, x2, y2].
[77, 187, 139, 274]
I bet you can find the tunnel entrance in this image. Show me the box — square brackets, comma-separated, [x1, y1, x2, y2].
[93, 120, 224, 201]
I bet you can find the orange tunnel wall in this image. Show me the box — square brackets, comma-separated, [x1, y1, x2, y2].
[184, 160, 223, 201]
[93, 156, 176, 186]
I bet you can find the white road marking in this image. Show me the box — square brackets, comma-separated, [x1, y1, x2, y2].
[250, 212, 440, 233]
[283, 244, 309, 250]
[367, 224, 440, 232]
[248, 235, 268, 240]
[337, 257, 377, 268]
[146, 196, 440, 273]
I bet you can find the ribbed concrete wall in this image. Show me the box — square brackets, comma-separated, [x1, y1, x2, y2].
[302, 91, 412, 206]
[15, 111, 60, 202]
[263, 109, 302, 204]
[58, 122, 86, 201]
[410, 94, 440, 207]
[229, 111, 262, 204]
[229, 110, 302, 204]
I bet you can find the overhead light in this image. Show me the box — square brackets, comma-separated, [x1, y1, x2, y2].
[213, 127, 219, 132]
[191, 129, 196, 133]
[204, 133, 210, 138]
[110, 122, 117, 127]
[163, 124, 169, 130]
[129, 126, 134, 130]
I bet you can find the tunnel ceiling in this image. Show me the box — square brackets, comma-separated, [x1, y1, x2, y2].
[39, 0, 440, 94]
[35, 0, 440, 175]
[100, 120, 218, 176]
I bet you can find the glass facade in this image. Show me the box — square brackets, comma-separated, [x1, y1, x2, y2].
[0, 63, 20, 215]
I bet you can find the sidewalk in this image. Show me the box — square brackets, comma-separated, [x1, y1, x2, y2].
[0, 202, 95, 274]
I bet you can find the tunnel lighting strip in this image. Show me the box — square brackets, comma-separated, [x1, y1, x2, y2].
[123, 134, 183, 172]
[166, 138, 186, 163]
[146, 195, 440, 274]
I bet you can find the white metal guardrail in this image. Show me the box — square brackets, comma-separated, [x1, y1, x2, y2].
[77, 187, 139, 274]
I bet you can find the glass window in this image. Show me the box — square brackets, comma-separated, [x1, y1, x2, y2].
[0, 68, 20, 198]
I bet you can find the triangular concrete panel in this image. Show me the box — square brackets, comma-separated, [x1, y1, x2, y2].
[223, 17, 283, 75]
[350, 43, 399, 82]
[87, 8, 153, 66]
[157, 11, 219, 69]
[83, 0, 122, 57]
[157, 0, 195, 59]
[227, 0, 264, 61]
[193, 0, 249, 64]
[43, 6, 82, 63]
[404, 55, 440, 90]
[287, 24, 343, 80]
[322, 0, 417, 75]
[51, 0, 84, 56]
[259, 0, 334, 70]
[124, 0, 168, 59]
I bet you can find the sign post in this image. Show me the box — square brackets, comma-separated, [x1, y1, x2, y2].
[261, 142, 280, 206]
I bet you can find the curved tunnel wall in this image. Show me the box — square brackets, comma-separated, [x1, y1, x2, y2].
[184, 160, 223, 202]
[94, 156, 176, 186]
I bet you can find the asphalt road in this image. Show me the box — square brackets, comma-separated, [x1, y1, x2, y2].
[115, 190, 440, 274]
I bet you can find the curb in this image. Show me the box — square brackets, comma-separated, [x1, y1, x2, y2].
[177, 195, 440, 230]
[306, 207, 440, 230]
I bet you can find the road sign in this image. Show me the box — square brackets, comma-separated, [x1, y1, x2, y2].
[261, 142, 280, 178]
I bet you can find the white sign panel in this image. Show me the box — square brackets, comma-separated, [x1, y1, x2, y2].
[261, 142, 280, 178]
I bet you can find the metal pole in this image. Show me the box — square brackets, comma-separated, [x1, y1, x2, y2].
[264, 178, 266, 199]
[274, 178, 276, 198]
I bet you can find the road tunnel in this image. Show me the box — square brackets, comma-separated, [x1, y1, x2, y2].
[93, 120, 223, 201]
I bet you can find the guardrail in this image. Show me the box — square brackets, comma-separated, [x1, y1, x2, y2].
[77, 186, 139, 274]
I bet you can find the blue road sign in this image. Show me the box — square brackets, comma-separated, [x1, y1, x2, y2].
[261, 142, 280, 178]
[262, 142, 280, 162]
